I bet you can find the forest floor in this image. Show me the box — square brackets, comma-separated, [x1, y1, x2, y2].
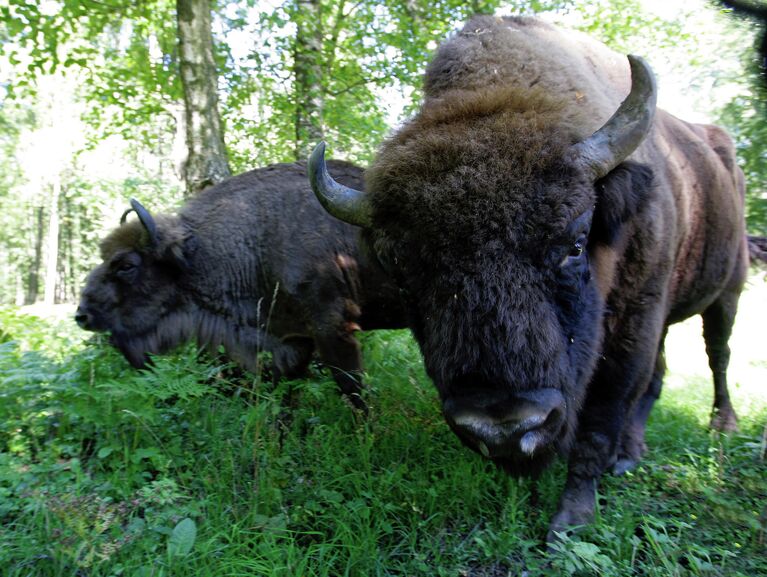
[0, 275, 765, 577]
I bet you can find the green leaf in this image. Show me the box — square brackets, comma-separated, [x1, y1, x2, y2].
[167, 517, 196, 558]
[130, 447, 161, 464]
[96, 446, 114, 459]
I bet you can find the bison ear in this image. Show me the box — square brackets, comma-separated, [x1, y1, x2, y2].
[160, 234, 198, 272]
[590, 161, 654, 246]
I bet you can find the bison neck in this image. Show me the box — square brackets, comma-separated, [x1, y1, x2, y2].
[113, 303, 279, 373]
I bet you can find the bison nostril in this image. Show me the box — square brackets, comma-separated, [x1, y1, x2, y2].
[519, 430, 544, 455]
[443, 388, 566, 458]
[75, 310, 91, 327]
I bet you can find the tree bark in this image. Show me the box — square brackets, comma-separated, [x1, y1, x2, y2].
[64, 193, 75, 303]
[25, 205, 44, 305]
[177, 0, 231, 197]
[43, 176, 60, 306]
[294, 0, 324, 161]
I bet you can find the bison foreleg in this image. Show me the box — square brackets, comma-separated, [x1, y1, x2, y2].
[547, 432, 608, 544]
[548, 309, 665, 543]
[314, 329, 367, 413]
[272, 336, 315, 415]
[272, 336, 315, 383]
[612, 336, 667, 475]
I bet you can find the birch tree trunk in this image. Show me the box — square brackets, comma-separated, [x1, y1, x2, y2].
[43, 177, 60, 306]
[294, 0, 324, 161]
[25, 206, 44, 305]
[177, 0, 231, 197]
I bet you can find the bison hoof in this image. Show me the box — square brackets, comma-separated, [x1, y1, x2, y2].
[611, 457, 638, 476]
[710, 410, 738, 433]
[347, 393, 369, 415]
[546, 504, 595, 546]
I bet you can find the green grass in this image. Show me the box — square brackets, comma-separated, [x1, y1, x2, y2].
[0, 278, 765, 576]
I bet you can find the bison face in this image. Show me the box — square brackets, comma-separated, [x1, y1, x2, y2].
[76, 200, 193, 368]
[324, 151, 651, 476]
[367, 169, 608, 476]
[310, 56, 656, 476]
[374, 153, 654, 476]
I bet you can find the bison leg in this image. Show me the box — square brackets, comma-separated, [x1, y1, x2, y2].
[702, 292, 740, 433]
[272, 336, 315, 413]
[314, 330, 367, 413]
[612, 336, 667, 475]
[272, 336, 315, 383]
[548, 309, 665, 544]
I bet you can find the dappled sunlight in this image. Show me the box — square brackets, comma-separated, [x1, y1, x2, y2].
[665, 274, 767, 419]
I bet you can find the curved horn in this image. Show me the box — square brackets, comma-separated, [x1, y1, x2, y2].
[572, 55, 657, 179]
[120, 208, 133, 225]
[308, 141, 372, 228]
[129, 198, 158, 247]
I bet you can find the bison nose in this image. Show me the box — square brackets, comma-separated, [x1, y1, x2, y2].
[443, 388, 566, 459]
[74, 307, 91, 329]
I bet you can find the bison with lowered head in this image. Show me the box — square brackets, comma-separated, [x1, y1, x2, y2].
[76, 161, 404, 411]
[310, 16, 752, 539]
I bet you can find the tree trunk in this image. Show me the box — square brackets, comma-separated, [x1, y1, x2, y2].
[177, 0, 231, 197]
[43, 176, 60, 306]
[64, 193, 75, 303]
[25, 206, 44, 305]
[294, 0, 324, 161]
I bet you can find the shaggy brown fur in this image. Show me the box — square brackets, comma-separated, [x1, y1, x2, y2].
[353, 16, 751, 540]
[77, 161, 406, 411]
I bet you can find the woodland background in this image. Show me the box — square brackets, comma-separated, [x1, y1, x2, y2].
[0, 0, 765, 307]
[0, 1, 766, 576]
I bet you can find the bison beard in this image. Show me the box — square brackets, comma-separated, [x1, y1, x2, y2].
[310, 16, 751, 542]
[76, 161, 406, 412]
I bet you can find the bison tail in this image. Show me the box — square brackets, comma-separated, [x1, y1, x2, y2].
[748, 235, 767, 266]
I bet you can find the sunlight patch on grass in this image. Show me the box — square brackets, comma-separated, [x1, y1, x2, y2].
[664, 275, 767, 419]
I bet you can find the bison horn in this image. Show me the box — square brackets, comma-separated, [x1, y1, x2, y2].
[572, 55, 657, 179]
[127, 198, 158, 247]
[308, 141, 372, 228]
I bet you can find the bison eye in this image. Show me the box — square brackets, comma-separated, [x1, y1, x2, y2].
[115, 261, 139, 280]
[560, 237, 586, 268]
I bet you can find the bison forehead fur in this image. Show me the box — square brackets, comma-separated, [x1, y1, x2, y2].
[368, 87, 592, 254]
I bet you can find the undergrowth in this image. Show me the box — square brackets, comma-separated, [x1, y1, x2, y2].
[0, 302, 765, 576]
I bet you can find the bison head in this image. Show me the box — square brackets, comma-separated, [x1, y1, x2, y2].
[76, 199, 194, 367]
[310, 56, 657, 476]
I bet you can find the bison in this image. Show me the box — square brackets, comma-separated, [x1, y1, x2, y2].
[309, 16, 756, 539]
[76, 161, 405, 411]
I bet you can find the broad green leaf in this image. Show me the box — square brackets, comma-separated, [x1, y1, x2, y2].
[167, 517, 197, 558]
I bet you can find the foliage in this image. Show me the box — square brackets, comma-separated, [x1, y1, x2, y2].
[1, 284, 766, 576]
[720, 93, 767, 235]
[2, 0, 766, 304]
[565, 0, 688, 54]
[1, 0, 179, 144]
[714, 2, 767, 236]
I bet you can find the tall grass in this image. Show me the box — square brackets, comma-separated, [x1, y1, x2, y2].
[0, 279, 765, 576]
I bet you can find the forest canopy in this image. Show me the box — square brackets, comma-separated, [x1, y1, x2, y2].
[0, 0, 765, 306]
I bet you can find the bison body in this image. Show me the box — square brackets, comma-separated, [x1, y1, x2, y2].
[310, 16, 750, 538]
[76, 161, 405, 410]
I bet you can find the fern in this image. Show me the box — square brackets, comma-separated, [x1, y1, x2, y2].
[97, 353, 218, 402]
